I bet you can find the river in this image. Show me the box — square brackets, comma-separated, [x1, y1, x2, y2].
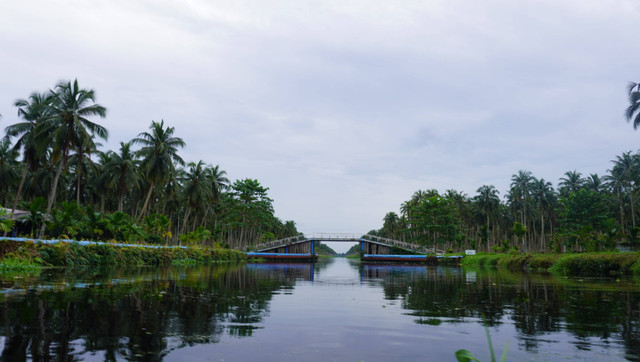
[0, 258, 638, 361]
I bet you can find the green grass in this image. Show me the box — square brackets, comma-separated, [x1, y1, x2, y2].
[0, 239, 246, 267]
[462, 252, 640, 276]
[0, 257, 42, 273]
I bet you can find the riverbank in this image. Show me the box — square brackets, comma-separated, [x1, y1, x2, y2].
[0, 238, 246, 268]
[461, 252, 640, 276]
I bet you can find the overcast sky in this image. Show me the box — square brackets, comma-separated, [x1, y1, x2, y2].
[1, 1, 639, 243]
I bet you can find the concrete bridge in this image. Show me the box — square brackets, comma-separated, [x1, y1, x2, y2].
[246, 233, 445, 260]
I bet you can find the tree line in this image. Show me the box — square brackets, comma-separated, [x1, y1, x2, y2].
[371, 82, 640, 253]
[0, 79, 299, 248]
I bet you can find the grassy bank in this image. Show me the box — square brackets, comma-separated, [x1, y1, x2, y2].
[461, 252, 640, 276]
[0, 239, 246, 267]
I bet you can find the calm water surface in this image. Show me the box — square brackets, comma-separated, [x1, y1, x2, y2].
[1, 258, 639, 361]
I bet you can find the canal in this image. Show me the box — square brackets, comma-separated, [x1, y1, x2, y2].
[0, 258, 638, 361]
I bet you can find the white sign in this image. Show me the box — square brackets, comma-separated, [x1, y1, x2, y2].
[465, 250, 476, 255]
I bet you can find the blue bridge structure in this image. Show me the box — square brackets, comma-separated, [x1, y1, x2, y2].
[246, 233, 447, 262]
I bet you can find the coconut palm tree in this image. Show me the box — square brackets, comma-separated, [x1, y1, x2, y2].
[510, 170, 533, 222]
[38, 79, 108, 235]
[181, 161, 213, 233]
[626, 82, 640, 129]
[530, 177, 555, 251]
[132, 120, 185, 222]
[0, 139, 19, 207]
[473, 185, 500, 247]
[68, 140, 99, 205]
[604, 167, 627, 233]
[201, 164, 229, 228]
[558, 170, 584, 197]
[609, 152, 639, 229]
[382, 212, 400, 239]
[104, 142, 139, 212]
[5, 92, 52, 213]
[585, 173, 604, 193]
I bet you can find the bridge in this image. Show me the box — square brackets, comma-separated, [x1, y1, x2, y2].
[245, 233, 445, 261]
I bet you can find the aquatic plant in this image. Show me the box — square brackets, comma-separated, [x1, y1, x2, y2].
[455, 323, 508, 362]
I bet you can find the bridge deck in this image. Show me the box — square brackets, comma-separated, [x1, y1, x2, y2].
[251, 234, 444, 255]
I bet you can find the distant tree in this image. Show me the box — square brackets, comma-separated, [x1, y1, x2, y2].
[132, 120, 185, 222]
[5, 92, 52, 213]
[473, 185, 500, 243]
[382, 212, 400, 239]
[39, 79, 108, 236]
[104, 142, 139, 212]
[0, 139, 19, 206]
[530, 177, 555, 250]
[558, 170, 584, 197]
[609, 152, 639, 229]
[625, 82, 640, 129]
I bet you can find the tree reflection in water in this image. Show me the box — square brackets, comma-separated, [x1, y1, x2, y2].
[0, 264, 301, 361]
[361, 264, 640, 359]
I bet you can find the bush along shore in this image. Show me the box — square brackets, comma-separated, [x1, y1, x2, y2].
[0, 238, 246, 269]
[461, 252, 640, 276]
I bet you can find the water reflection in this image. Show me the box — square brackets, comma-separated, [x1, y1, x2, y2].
[0, 264, 296, 361]
[0, 260, 638, 360]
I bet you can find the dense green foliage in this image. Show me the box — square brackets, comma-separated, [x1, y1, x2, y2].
[0, 257, 41, 272]
[371, 83, 640, 255]
[371, 158, 640, 254]
[315, 242, 338, 256]
[0, 239, 245, 267]
[462, 252, 640, 276]
[1, 79, 298, 249]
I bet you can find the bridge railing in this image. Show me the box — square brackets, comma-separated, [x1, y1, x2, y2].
[248, 234, 307, 251]
[248, 233, 445, 255]
[362, 234, 445, 254]
[304, 233, 363, 240]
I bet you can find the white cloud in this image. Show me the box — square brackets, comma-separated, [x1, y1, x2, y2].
[1, 0, 640, 233]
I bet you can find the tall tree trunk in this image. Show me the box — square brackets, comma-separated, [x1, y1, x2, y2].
[182, 207, 191, 235]
[76, 173, 81, 205]
[540, 211, 545, 253]
[619, 195, 626, 234]
[630, 190, 636, 229]
[136, 182, 155, 223]
[41, 160, 65, 237]
[200, 206, 210, 227]
[11, 167, 28, 214]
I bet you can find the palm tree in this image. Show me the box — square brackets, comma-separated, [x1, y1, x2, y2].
[473, 185, 500, 248]
[609, 152, 639, 229]
[38, 79, 108, 235]
[558, 170, 584, 196]
[104, 142, 139, 212]
[585, 173, 604, 193]
[68, 140, 99, 205]
[604, 168, 627, 233]
[5, 92, 52, 213]
[510, 170, 534, 247]
[382, 212, 400, 239]
[201, 164, 229, 228]
[0, 139, 19, 207]
[132, 120, 185, 222]
[510, 170, 533, 222]
[181, 161, 213, 233]
[93, 150, 115, 213]
[530, 177, 554, 251]
[626, 82, 640, 129]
